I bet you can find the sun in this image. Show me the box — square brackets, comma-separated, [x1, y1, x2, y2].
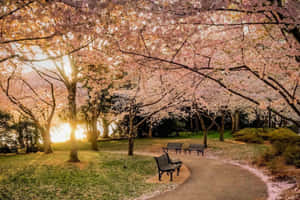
[50, 123, 86, 143]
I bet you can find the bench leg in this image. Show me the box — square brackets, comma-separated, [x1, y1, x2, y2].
[170, 172, 173, 181]
[177, 167, 180, 176]
[158, 171, 163, 181]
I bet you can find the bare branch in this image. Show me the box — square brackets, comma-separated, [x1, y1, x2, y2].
[1, 32, 57, 44]
[0, 1, 35, 20]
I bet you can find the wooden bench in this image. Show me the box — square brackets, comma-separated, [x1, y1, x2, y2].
[184, 144, 205, 156]
[154, 153, 182, 181]
[162, 142, 183, 154]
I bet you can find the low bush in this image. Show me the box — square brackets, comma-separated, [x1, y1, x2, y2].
[236, 128, 300, 168]
[233, 128, 298, 145]
[283, 145, 300, 168]
[234, 134, 264, 144]
[233, 128, 272, 144]
[268, 128, 298, 143]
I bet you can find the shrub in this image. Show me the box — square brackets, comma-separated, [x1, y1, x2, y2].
[235, 134, 264, 144]
[262, 148, 277, 162]
[267, 157, 286, 174]
[233, 128, 264, 144]
[269, 128, 298, 143]
[283, 145, 300, 168]
[257, 128, 275, 140]
[255, 128, 300, 168]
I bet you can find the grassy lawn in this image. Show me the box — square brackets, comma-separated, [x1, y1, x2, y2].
[54, 130, 268, 163]
[0, 130, 270, 200]
[95, 131, 268, 162]
[0, 151, 162, 200]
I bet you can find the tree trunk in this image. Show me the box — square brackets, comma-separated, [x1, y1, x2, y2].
[220, 112, 225, 142]
[198, 113, 208, 148]
[268, 108, 272, 128]
[102, 116, 109, 138]
[234, 111, 240, 131]
[68, 83, 80, 162]
[190, 115, 194, 131]
[194, 116, 200, 131]
[128, 135, 134, 156]
[231, 112, 236, 133]
[90, 116, 99, 151]
[128, 117, 134, 156]
[17, 129, 25, 149]
[42, 128, 53, 154]
[148, 121, 153, 137]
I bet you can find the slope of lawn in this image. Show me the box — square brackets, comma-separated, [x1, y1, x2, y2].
[0, 131, 271, 200]
[52, 131, 268, 163]
[0, 151, 161, 200]
[92, 130, 268, 162]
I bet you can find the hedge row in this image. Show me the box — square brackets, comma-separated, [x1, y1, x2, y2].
[234, 128, 300, 168]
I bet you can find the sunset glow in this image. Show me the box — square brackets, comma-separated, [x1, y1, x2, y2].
[50, 123, 86, 143]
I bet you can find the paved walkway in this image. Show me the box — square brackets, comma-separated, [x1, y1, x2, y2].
[149, 154, 268, 200]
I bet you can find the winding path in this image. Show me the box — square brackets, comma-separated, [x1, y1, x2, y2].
[148, 154, 268, 200]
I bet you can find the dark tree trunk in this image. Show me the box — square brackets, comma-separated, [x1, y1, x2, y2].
[194, 116, 200, 131]
[128, 116, 134, 156]
[102, 117, 109, 138]
[190, 115, 194, 131]
[235, 111, 240, 131]
[268, 108, 272, 128]
[148, 121, 152, 137]
[198, 114, 208, 148]
[90, 116, 99, 151]
[128, 135, 134, 156]
[220, 112, 225, 142]
[17, 129, 25, 149]
[68, 83, 79, 162]
[231, 112, 236, 132]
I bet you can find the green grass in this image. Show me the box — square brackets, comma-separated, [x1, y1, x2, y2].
[93, 130, 266, 162]
[0, 151, 161, 200]
[173, 130, 233, 139]
[52, 130, 266, 162]
[1, 130, 270, 200]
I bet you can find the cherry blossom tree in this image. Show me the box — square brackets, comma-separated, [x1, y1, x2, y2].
[0, 63, 56, 153]
[117, 0, 300, 127]
[113, 66, 189, 155]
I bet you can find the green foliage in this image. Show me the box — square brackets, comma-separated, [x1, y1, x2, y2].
[268, 128, 298, 143]
[272, 141, 289, 155]
[235, 134, 264, 144]
[283, 145, 300, 168]
[248, 128, 300, 168]
[233, 128, 298, 144]
[233, 128, 265, 144]
[268, 128, 300, 164]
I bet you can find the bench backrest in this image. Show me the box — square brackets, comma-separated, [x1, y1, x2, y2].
[189, 144, 204, 149]
[154, 154, 169, 170]
[167, 143, 183, 149]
